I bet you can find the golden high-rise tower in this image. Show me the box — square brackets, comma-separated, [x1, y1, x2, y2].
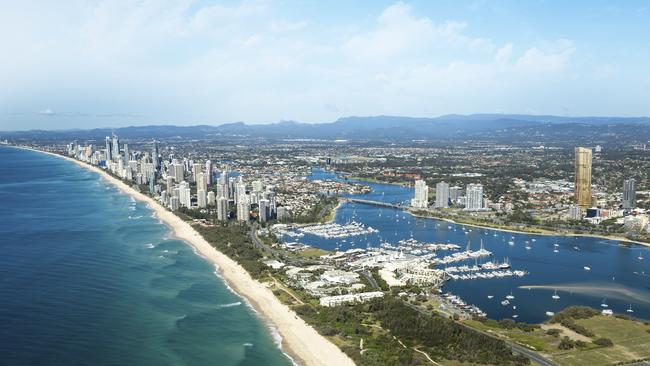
[574, 147, 592, 207]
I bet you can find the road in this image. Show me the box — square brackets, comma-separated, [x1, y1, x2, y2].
[401, 301, 558, 366]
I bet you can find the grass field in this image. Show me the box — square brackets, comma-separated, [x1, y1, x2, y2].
[551, 316, 650, 366]
[464, 315, 650, 366]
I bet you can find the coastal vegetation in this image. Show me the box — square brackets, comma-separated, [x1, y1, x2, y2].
[464, 306, 650, 366]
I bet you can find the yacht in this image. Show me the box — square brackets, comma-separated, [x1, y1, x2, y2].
[627, 304, 634, 313]
[584, 266, 591, 271]
[501, 300, 510, 306]
[512, 314, 519, 318]
[506, 291, 515, 300]
[553, 243, 559, 253]
[639, 252, 644, 260]
[573, 246, 580, 251]
[601, 299, 608, 308]
[552, 290, 560, 300]
[545, 311, 555, 317]
[487, 295, 494, 299]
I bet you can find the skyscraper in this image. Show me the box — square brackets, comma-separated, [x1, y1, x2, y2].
[435, 181, 450, 208]
[465, 183, 484, 211]
[111, 134, 120, 162]
[205, 160, 213, 185]
[259, 199, 269, 222]
[410, 179, 429, 208]
[152, 140, 159, 170]
[237, 194, 250, 221]
[123, 144, 129, 161]
[217, 196, 229, 221]
[105, 136, 112, 162]
[623, 178, 636, 209]
[574, 147, 593, 207]
[192, 163, 202, 183]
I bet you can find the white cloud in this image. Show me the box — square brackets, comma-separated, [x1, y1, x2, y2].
[515, 39, 576, 73]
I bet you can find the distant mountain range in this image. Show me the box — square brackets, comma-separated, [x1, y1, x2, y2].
[3, 114, 650, 142]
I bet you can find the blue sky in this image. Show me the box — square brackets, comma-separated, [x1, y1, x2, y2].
[1, 0, 649, 130]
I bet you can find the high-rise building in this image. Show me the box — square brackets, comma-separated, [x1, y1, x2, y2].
[574, 147, 593, 207]
[449, 186, 462, 205]
[435, 181, 450, 208]
[192, 163, 202, 183]
[623, 178, 636, 209]
[568, 205, 582, 220]
[197, 189, 207, 208]
[207, 191, 216, 206]
[465, 183, 484, 211]
[111, 134, 120, 162]
[410, 179, 429, 208]
[217, 196, 229, 221]
[152, 140, 159, 170]
[179, 181, 191, 207]
[196, 172, 207, 193]
[105, 137, 112, 162]
[169, 196, 180, 211]
[205, 160, 213, 185]
[123, 144, 129, 161]
[171, 161, 184, 182]
[258, 199, 269, 222]
[237, 195, 250, 221]
[166, 176, 174, 193]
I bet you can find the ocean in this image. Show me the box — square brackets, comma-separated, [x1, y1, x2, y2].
[0, 146, 292, 366]
[307, 168, 650, 323]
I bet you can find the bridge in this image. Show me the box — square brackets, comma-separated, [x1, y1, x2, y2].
[343, 197, 406, 210]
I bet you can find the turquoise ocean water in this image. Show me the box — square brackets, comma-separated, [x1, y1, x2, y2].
[0, 146, 292, 366]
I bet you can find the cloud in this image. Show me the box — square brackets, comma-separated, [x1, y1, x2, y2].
[515, 39, 576, 73]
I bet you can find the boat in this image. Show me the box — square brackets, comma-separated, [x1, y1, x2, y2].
[512, 314, 519, 318]
[512, 305, 517, 310]
[508, 241, 515, 246]
[627, 305, 634, 313]
[584, 266, 591, 271]
[553, 243, 559, 253]
[573, 246, 580, 251]
[552, 289, 560, 300]
[506, 291, 515, 300]
[601, 299, 608, 308]
[545, 311, 555, 316]
[487, 295, 494, 299]
[501, 300, 510, 306]
[639, 252, 644, 260]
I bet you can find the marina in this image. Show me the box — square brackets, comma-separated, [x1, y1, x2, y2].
[299, 168, 650, 323]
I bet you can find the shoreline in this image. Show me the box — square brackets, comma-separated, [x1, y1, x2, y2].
[18, 146, 355, 366]
[406, 210, 650, 248]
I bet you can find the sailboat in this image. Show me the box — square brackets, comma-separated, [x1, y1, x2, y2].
[506, 290, 515, 300]
[553, 242, 559, 253]
[639, 251, 644, 260]
[601, 299, 608, 308]
[627, 304, 634, 313]
[552, 289, 560, 300]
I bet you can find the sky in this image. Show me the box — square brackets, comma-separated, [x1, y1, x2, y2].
[1, 0, 649, 131]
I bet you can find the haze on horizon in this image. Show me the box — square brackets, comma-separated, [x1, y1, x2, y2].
[1, 0, 649, 131]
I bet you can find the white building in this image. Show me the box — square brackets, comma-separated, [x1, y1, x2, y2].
[465, 183, 484, 211]
[217, 196, 229, 221]
[435, 181, 449, 208]
[319, 291, 384, 307]
[237, 195, 250, 221]
[411, 179, 429, 208]
[258, 198, 270, 222]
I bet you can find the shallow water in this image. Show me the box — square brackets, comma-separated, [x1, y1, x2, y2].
[0, 147, 292, 366]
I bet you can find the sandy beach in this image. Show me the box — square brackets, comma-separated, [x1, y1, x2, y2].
[24, 147, 355, 366]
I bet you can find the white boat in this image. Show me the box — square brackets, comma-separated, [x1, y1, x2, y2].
[627, 305, 634, 313]
[508, 241, 515, 246]
[512, 314, 519, 318]
[506, 291, 515, 300]
[601, 299, 608, 308]
[573, 246, 580, 251]
[501, 300, 510, 306]
[512, 305, 517, 310]
[545, 311, 555, 316]
[584, 266, 591, 271]
[487, 295, 494, 299]
[552, 290, 560, 300]
[639, 252, 644, 260]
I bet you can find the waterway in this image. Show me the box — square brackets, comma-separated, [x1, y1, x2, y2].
[306, 168, 650, 323]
